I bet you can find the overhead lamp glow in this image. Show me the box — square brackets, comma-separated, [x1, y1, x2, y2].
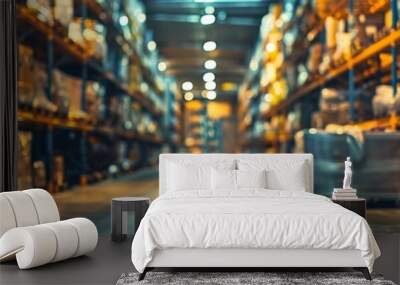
[157, 61, 167, 72]
[249, 59, 258, 71]
[204, 59, 216, 70]
[266, 42, 277, 53]
[184, 92, 194, 101]
[200, 14, 215, 25]
[206, 91, 217, 100]
[182, 81, 193, 91]
[119, 15, 129, 26]
[205, 6, 215, 14]
[203, 41, 217, 52]
[138, 13, 146, 23]
[203, 72, 215, 82]
[147, 40, 157, 51]
[205, 81, 216, 90]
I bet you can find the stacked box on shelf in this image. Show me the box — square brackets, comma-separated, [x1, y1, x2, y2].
[32, 61, 57, 114]
[312, 88, 351, 128]
[373, 85, 400, 117]
[86, 81, 105, 122]
[53, 155, 65, 192]
[54, 71, 85, 120]
[52, 70, 71, 117]
[128, 63, 141, 93]
[25, 0, 53, 24]
[68, 18, 106, 60]
[119, 55, 130, 82]
[17, 132, 33, 190]
[33, 160, 46, 189]
[53, 0, 73, 28]
[18, 44, 58, 113]
[18, 44, 34, 108]
[108, 95, 123, 127]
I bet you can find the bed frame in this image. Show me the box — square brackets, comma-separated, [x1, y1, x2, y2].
[139, 154, 371, 281]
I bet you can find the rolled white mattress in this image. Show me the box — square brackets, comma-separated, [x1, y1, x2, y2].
[0, 218, 98, 269]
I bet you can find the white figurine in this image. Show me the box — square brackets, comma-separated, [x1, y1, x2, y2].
[343, 157, 352, 189]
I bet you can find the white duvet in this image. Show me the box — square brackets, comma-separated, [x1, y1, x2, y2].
[131, 190, 380, 273]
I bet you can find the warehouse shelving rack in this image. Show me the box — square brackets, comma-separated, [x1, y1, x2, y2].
[16, 0, 181, 191]
[240, 0, 400, 151]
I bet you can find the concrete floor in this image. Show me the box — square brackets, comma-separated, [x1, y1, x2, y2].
[0, 236, 133, 285]
[1, 169, 399, 284]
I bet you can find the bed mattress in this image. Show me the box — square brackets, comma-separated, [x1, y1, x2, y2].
[131, 190, 380, 273]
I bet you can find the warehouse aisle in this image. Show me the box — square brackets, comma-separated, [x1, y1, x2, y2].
[54, 168, 159, 234]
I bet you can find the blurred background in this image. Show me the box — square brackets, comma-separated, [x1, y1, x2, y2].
[15, 0, 399, 282]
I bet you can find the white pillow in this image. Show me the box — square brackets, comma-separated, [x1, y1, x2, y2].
[167, 162, 211, 191]
[211, 168, 236, 190]
[236, 169, 267, 189]
[238, 159, 308, 191]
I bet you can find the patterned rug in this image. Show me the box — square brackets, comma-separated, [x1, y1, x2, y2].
[116, 271, 396, 285]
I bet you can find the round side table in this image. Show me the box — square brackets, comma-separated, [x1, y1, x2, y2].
[111, 197, 150, 242]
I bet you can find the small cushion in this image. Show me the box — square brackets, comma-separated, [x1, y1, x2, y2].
[211, 168, 236, 190]
[236, 169, 267, 189]
[166, 159, 235, 192]
[238, 159, 308, 191]
[167, 162, 212, 191]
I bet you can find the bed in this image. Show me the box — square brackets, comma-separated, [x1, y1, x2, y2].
[131, 154, 380, 280]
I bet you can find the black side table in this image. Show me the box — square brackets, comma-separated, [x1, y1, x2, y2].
[111, 197, 150, 242]
[332, 198, 366, 218]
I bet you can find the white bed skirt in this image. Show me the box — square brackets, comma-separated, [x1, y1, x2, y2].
[148, 248, 366, 268]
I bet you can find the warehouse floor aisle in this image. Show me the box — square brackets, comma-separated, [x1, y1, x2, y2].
[54, 168, 159, 234]
[1, 171, 399, 284]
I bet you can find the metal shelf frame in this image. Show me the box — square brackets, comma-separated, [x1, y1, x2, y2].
[16, 1, 177, 190]
[241, 0, 400, 150]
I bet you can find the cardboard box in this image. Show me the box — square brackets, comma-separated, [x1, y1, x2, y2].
[54, 0, 73, 27]
[17, 132, 32, 190]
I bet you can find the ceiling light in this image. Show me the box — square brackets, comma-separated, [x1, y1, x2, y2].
[157, 61, 167, 72]
[203, 72, 215, 82]
[182, 81, 193, 91]
[206, 91, 217, 100]
[205, 81, 216, 90]
[266, 42, 276, 53]
[119, 15, 129, 26]
[184, 92, 194, 101]
[204, 59, 216, 70]
[138, 13, 146, 23]
[147, 40, 157, 51]
[200, 14, 215, 25]
[205, 6, 215, 14]
[195, 0, 214, 3]
[221, 81, 237, 91]
[203, 41, 217, 52]
[249, 59, 258, 71]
